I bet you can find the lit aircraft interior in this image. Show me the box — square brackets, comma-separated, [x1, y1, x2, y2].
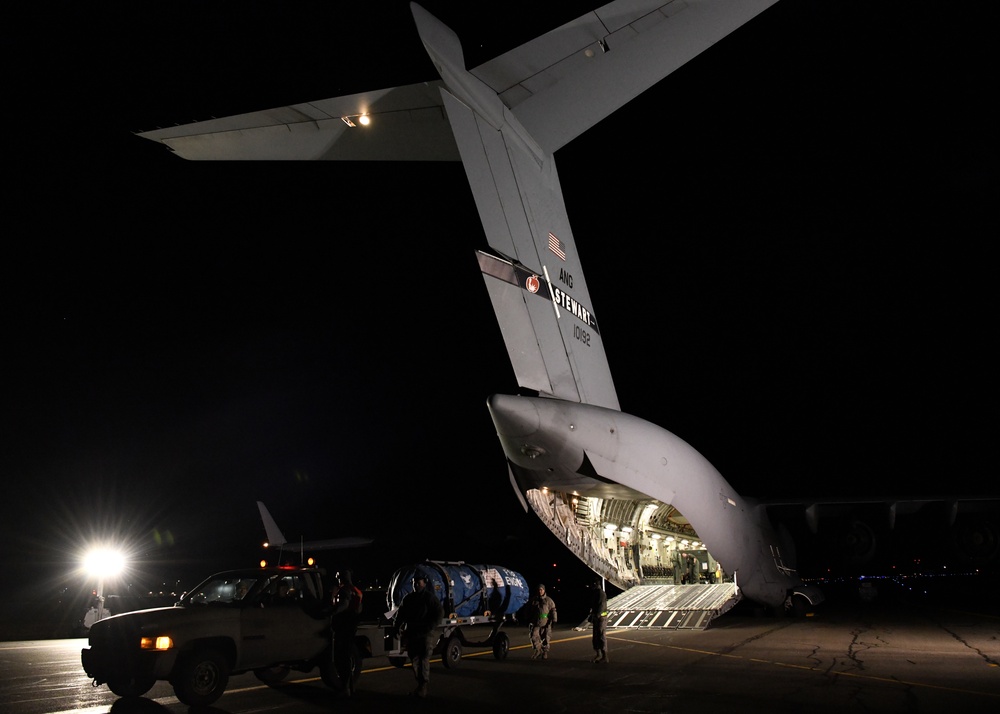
[525, 490, 720, 590]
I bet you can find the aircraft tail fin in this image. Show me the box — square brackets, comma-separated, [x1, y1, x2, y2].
[256, 501, 288, 548]
[413, 0, 777, 410]
[415, 3, 625, 409]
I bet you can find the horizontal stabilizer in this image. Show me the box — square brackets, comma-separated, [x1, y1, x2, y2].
[139, 82, 460, 161]
[472, 0, 780, 153]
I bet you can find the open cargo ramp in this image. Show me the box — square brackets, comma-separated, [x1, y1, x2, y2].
[597, 583, 740, 630]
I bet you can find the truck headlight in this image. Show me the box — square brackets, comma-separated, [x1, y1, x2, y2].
[140, 636, 174, 650]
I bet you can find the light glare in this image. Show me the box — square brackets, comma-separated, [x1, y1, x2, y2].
[83, 548, 126, 577]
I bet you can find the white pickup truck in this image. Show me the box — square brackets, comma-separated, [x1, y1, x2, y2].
[81, 566, 385, 706]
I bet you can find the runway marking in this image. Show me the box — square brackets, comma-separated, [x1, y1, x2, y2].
[232, 634, 593, 689]
[607, 633, 1000, 699]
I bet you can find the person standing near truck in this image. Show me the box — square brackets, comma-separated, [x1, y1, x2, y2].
[527, 583, 557, 659]
[396, 573, 443, 698]
[330, 570, 363, 698]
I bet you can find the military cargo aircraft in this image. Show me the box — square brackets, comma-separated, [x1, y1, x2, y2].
[140, 2, 997, 626]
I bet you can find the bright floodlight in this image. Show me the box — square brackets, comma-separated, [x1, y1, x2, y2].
[83, 547, 126, 577]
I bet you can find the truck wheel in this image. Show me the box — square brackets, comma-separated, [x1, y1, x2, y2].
[254, 665, 289, 684]
[492, 631, 510, 660]
[107, 676, 155, 698]
[441, 636, 462, 668]
[172, 648, 230, 707]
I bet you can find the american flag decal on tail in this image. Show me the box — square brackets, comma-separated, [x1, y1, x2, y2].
[548, 232, 567, 261]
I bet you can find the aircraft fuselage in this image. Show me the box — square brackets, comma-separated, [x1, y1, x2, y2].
[488, 393, 802, 610]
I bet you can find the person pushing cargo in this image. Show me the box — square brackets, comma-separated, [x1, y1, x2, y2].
[396, 572, 443, 698]
[527, 583, 557, 659]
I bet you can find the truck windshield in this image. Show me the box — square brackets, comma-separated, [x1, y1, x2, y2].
[183, 576, 260, 605]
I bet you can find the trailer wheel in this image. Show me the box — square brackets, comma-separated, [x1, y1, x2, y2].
[441, 636, 462, 668]
[492, 631, 510, 660]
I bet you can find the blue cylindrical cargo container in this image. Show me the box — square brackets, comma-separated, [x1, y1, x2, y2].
[388, 561, 529, 618]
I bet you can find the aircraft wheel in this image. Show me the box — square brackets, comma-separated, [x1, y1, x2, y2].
[784, 595, 811, 619]
[492, 631, 510, 660]
[107, 676, 155, 698]
[172, 648, 229, 707]
[441, 636, 462, 668]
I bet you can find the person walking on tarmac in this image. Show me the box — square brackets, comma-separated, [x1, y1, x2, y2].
[330, 570, 363, 698]
[396, 572, 443, 698]
[588, 577, 609, 663]
[527, 583, 557, 659]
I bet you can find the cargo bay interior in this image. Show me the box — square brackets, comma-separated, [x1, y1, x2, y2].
[526, 488, 740, 629]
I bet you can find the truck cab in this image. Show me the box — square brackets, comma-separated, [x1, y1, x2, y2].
[82, 566, 342, 706]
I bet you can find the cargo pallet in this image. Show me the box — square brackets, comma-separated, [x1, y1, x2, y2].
[386, 560, 521, 668]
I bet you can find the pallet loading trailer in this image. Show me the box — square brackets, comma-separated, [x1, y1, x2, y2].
[385, 559, 527, 668]
[386, 613, 513, 668]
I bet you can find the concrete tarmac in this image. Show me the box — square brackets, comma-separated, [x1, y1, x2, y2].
[380, 597, 1000, 713]
[2, 586, 997, 714]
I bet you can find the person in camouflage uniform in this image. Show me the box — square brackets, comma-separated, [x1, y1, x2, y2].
[527, 583, 557, 659]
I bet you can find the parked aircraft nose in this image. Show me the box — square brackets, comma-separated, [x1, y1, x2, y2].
[486, 394, 539, 439]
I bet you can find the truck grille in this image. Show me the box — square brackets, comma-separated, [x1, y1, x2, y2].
[90, 617, 140, 651]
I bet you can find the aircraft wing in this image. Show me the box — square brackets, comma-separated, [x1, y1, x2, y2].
[759, 495, 1000, 564]
[761, 495, 1000, 531]
[289, 536, 376, 550]
[257, 501, 373, 551]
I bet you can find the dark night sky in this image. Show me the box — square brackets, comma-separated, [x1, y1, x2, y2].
[3, 2, 995, 600]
